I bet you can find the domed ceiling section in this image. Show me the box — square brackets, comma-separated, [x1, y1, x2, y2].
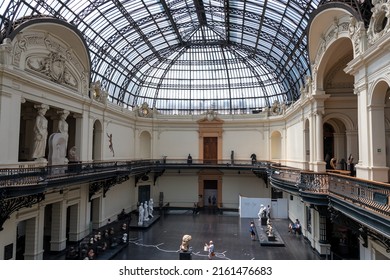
[0, 0, 325, 115]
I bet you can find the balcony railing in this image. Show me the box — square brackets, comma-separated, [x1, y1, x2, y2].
[1, 160, 389, 217]
[270, 165, 390, 216]
[329, 175, 390, 216]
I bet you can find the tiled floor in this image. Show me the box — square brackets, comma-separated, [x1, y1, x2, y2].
[113, 209, 322, 260]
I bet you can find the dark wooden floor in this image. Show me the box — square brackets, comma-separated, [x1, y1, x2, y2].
[113, 209, 322, 260]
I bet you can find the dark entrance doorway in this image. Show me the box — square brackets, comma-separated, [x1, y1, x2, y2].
[203, 180, 217, 207]
[138, 185, 151, 204]
[323, 123, 334, 169]
[203, 137, 218, 164]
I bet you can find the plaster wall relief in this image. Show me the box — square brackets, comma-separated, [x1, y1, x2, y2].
[90, 81, 108, 104]
[300, 75, 313, 99]
[348, 16, 367, 56]
[367, 0, 390, 46]
[134, 102, 155, 118]
[264, 100, 287, 116]
[11, 31, 88, 94]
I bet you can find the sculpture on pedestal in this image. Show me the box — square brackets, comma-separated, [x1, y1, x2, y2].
[143, 201, 149, 221]
[149, 198, 154, 218]
[138, 203, 144, 225]
[180, 234, 192, 252]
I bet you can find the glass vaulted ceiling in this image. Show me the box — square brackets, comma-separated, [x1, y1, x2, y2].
[0, 0, 322, 115]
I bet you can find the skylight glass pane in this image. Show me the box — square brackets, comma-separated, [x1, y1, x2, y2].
[0, 0, 324, 114]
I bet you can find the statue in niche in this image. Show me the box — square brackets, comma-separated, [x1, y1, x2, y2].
[32, 104, 50, 161]
[57, 110, 69, 157]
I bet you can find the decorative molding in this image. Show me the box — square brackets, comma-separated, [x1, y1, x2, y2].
[135, 102, 153, 118]
[367, 0, 390, 46]
[89, 175, 130, 201]
[11, 31, 87, 93]
[0, 192, 45, 231]
[26, 52, 78, 89]
[90, 80, 108, 103]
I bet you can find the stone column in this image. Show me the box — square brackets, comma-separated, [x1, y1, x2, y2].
[67, 203, 80, 242]
[50, 201, 67, 251]
[314, 111, 326, 172]
[23, 209, 44, 260]
[74, 112, 87, 161]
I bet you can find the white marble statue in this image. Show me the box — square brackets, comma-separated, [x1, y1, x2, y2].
[258, 204, 266, 220]
[48, 133, 68, 166]
[138, 203, 144, 225]
[149, 198, 154, 218]
[32, 104, 50, 161]
[57, 110, 69, 157]
[68, 146, 79, 162]
[143, 201, 149, 221]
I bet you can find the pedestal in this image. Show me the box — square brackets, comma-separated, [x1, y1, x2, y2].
[179, 250, 192, 260]
[268, 235, 276, 241]
[261, 217, 267, 226]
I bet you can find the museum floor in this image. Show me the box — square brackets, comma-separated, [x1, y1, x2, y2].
[113, 209, 322, 260]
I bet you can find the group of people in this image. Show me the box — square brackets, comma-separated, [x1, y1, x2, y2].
[288, 219, 301, 235]
[66, 220, 129, 260]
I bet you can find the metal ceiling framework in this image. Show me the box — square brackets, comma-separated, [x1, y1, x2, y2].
[0, 0, 373, 115]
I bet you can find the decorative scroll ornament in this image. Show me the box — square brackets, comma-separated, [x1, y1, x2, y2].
[265, 100, 287, 116]
[206, 109, 217, 121]
[26, 51, 78, 88]
[136, 102, 152, 117]
[90, 80, 108, 103]
[367, 0, 390, 46]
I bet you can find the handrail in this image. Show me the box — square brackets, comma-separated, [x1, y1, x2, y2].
[270, 165, 390, 215]
[1, 160, 389, 216]
[0, 158, 268, 187]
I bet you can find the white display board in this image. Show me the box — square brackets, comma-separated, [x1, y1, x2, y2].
[239, 195, 288, 219]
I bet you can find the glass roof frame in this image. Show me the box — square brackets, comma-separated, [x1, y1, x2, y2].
[0, 0, 373, 115]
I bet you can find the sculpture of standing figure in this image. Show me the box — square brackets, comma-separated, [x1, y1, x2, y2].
[57, 110, 69, 155]
[57, 110, 70, 159]
[258, 204, 266, 220]
[143, 201, 149, 221]
[149, 198, 154, 218]
[32, 104, 50, 160]
[138, 203, 144, 225]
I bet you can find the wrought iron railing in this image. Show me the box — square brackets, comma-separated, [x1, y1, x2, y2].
[270, 165, 390, 216]
[329, 175, 390, 216]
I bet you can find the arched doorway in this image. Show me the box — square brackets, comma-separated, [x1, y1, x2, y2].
[323, 123, 334, 169]
[271, 131, 282, 161]
[139, 131, 151, 159]
[369, 81, 390, 182]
